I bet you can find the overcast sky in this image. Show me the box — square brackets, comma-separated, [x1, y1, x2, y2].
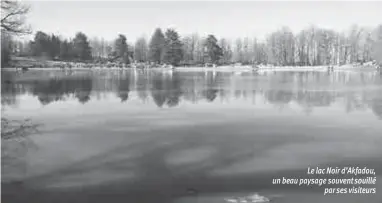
[23, 1, 382, 42]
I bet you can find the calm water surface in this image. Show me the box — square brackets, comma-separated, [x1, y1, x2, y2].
[2, 69, 382, 203]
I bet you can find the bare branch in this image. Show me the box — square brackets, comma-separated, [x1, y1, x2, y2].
[1, 7, 29, 23]
[1, 0, 31, 35]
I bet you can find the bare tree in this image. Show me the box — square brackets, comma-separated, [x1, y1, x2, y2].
[280, 26, 295, 65]
[134, 36, 149, 63]
[1, 0, 31, 35]
[348, 25, 363, 63]
[295, 30, 307, 65]
[89, 37, 102, 59]
[193, 34, 204, 64]
[234, 38, 243, 63]
[242, 37, 250, 64]
[219, 38, 233, 65]
[182, 35, 194, 64]
[372, 24, 382, 66]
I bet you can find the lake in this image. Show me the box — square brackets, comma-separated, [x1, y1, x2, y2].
[1, 69, 382, 203]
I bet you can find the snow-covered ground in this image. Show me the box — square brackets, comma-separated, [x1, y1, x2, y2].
[174, 65, 254, 72]
[256, 64, 380, 72]
[257, 65, 327, 71]
[174, 63, 380, 73]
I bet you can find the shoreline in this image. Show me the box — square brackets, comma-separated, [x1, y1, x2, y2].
[3, 57, 380, 72]
[2, 65, 380, 73]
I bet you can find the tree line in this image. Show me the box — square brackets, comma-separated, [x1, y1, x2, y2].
[6, 24, 382, 67]
[8, 28, 223, 67]
[2, 1, 382, 67]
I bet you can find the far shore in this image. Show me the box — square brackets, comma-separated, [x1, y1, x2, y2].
[2, 65, 381, 73]
[2, 56, 381, 73]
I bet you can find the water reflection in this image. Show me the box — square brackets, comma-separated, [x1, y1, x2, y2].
[116, 76, 130, 102]
[371, 91, 382, 120]
[150, 72, 183, 107]
[2, 70, 382, 119]
[30, 77, 93, 105]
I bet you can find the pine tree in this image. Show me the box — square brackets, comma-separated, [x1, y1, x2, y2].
[149, 28, 166, 64]
[32, 31, 50, 58]
[59, 40, 69, 60]
[72, 32, 92, 61]
[50, 34, 61, 59]
[204, 35, 223, 64]
[114, 34, 130, 64]
[163, 29, 183, 66]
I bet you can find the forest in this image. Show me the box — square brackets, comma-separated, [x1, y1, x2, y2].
[1, 1, 382, 67]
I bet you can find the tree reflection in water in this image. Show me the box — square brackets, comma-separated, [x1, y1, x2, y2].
[1, 70, 382, 119]
[116, 74, 130, 103]
[371, 97, 382, 119]
[26, 76, 94, 105]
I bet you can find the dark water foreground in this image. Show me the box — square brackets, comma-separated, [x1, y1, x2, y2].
[1, 69, 382, 203]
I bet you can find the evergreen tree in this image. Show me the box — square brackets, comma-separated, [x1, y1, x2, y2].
[204, 35, 223, 64]
[113, 34, 130, 64]
[163, 29, 183, 66]
[114, 34, 127, 57]
[59, 39, 73, 60]
[149, 28, 166, 64]
[32, 31, 50, 58]
[50, 34, 61, 59]
[72, 32, 92, 61]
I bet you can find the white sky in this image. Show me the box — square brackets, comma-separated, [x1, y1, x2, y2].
[22, 1, 382, 42]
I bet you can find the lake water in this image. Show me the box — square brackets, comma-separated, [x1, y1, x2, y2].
[1, 69, 382, 203]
